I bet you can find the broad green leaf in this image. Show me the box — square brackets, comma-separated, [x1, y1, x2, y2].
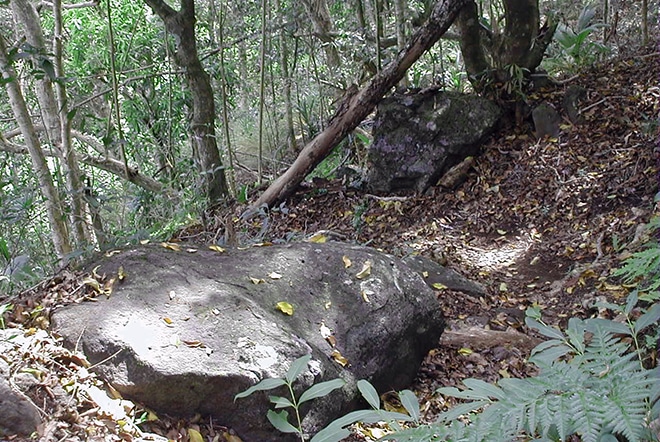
[435, 400, 489, 422]
[584, 318, 631, 336]
[357, 379, 380, 409]
[437, 386, 494, 401]
[529, 343, 573, 365]
[299, 378, 345, 404]
[266, 410, 299, 434]
[313, 410, 383, 442]
[269, 395, 294, 409]
[398, 390, 420, 422]
[234, 378, 286, 400]
[375, 410, 414, 422]
[634, 303, 660, 334]
[625, 290, 639, 315]
[525, 318, 565, 340]
[598, 434, 618, 442]
[565, 317, 586, 353]
[285, 354, 311, 383]
[310, 427, 351, 442]
[462, 378, 505, 400]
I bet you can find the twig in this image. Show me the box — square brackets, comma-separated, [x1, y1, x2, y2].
[365, 194, 411, 202]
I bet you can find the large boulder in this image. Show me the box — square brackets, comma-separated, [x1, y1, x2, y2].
[51, 242, 446, 441]
[364, 90, 501, 194]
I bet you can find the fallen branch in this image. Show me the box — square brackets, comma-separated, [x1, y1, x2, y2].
[243, 0, 468, 217]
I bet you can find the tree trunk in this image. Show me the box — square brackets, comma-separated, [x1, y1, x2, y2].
[300, 0, 340, 67]
[276, 0, 297, 154]
[144, 0, 229, 206]
[53, 0, 88, 247]
[11, 0, 88, 249]
[457, 0, 556, 95]
[246, 0, 467, 214]
[0, 33, 72, 263]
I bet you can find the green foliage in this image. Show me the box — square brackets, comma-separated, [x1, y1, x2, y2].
[235, 354, 347, 441]
[545, 3, 610, 72]
[613, 217, 660, 295]
[386, 298, 659, 442]
[0, 303, 13, 329]
[235, 355, 419, 442]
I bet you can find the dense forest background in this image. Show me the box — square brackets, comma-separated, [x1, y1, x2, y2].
[0, 0, 655, 293]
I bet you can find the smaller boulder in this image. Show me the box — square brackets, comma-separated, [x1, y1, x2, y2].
[364, 90, 501, 194]
[0, 332, 42, 438]
[532, 102, 561, 138]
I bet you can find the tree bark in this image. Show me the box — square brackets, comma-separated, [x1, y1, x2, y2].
[300, 0, 340, 67]
[53, 0, 89, 247]
[0, 32, 72, 263]
[12, 0, 89, 248]
[246, 0, 467, 215]
[143, 0, 229, 206]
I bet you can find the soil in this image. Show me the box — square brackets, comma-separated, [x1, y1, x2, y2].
[1, 46, 658, 442]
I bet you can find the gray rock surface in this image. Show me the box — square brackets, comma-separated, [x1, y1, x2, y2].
[51, 242, 446, 441]
[364, 90, 501, 194]
[403, 255, 487, 296]
[0, 331, 43, 437]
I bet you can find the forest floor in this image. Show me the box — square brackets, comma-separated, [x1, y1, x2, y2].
[1, 46, 658, 442]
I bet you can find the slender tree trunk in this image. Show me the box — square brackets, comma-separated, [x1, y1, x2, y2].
[0, 33, 72, 263]
[246, 0, 467, 214]
[394, 0, 408, 87]
[53, 0, 88, 247]
[276, 0, 296, 154]
[641, 0, 648, 45]
[12, 0, 88, 249]
[217, 0, 236, 195]
[144, 0, 229, 206]
[300, 0, 340, 67]
[257, 0, 268, 183]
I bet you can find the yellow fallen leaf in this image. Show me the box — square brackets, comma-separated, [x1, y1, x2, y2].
[222, 431, 243, 442]
[268, 272, 283, 279]
[361, 290, 372, 303]
[458, 347, 473, 355]
[188, 428, 204, 442]
[249, 277, 265, 284]
[324, 301, 332, 309]
[497, 229, 507, 235]
[307, 233, 327, 243]
[331, 350, 349, 367]
[104, 250, 122, 257]
[432, 282, 447, 290]
[117, 266, 126, 281]
[82, 277, 102, 293]
[342, 255, 352, 268]
[161, 242, 181, 251]
[209, 245, 225, 253]
[139, 239, 150, 245]
[422, 271, 428, 278]
[162, 317, 174, 325]
[499, 282, 508, 292]
[252, 242, 273, 247]
[103, 277, 115, 297]
[355, 260, 372, 279]
[276, 301, 294, 316]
